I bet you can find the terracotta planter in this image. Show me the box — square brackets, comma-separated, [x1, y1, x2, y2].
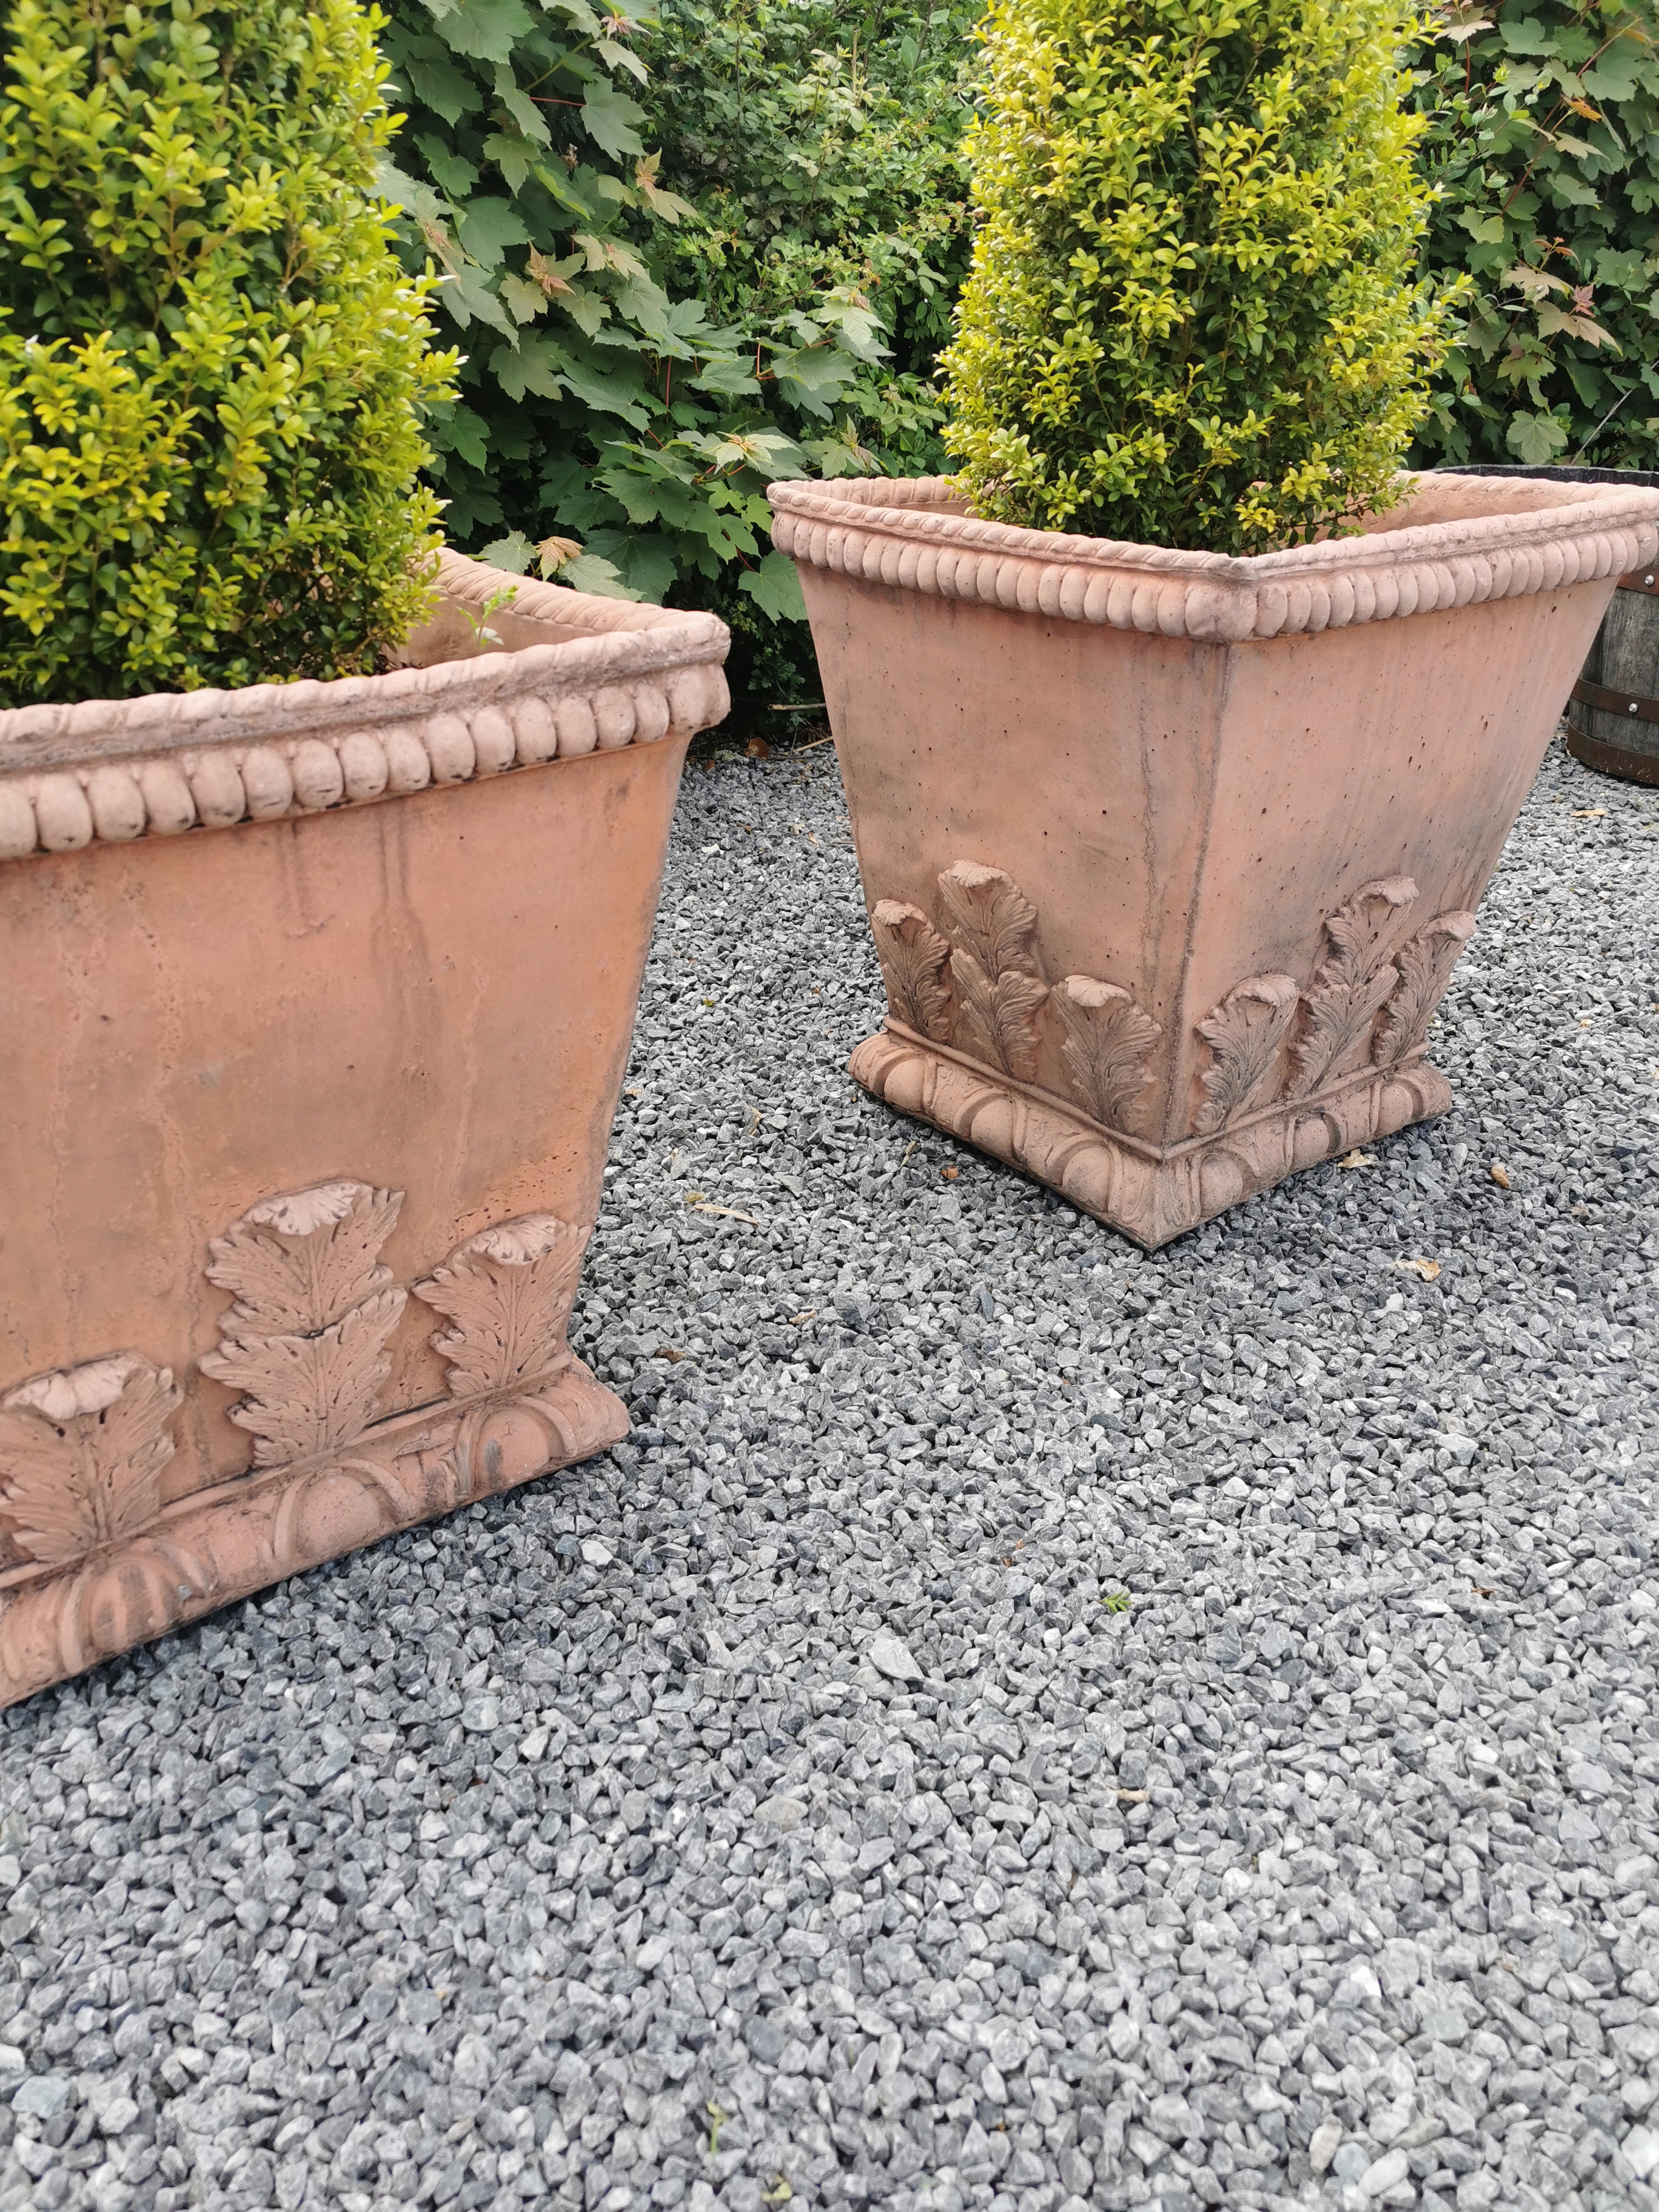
[0, 553, 728, 1705]
[769, 471, 1659, 1248]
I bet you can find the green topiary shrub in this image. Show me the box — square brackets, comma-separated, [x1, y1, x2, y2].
[0, 0, 455, 708]
[939, 0, 1460, 554]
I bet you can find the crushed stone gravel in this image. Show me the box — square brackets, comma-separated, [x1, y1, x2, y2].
[0, 732, 1656, 2212]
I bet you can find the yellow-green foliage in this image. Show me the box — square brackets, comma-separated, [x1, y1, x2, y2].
[939, 0, 1458, 554]
[0, 0, 455, 706]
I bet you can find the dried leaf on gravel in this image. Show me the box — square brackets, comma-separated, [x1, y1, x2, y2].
[1394, 1256, 1441, 1281]
[1338, 1149, 1379, 1168]
[1490, 1161, 1513, 1188]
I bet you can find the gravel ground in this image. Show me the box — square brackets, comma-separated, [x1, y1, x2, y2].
[1, 730, 1657, 2212]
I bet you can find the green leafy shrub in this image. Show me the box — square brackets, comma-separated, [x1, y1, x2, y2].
[645, 0, 974, 392]
[379, 0, 975, 640]
[939, 0, 1457, 554]
[0, 0, 454, 707]
[1408, 0, 1659, 472]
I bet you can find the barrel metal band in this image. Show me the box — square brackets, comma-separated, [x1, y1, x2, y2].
[1571, 678, 1659, 727]
[1564, 723, 1659, 788]
[1620, 569, 1659, 596]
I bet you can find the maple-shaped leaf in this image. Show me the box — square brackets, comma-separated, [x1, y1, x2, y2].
[415, 1215, 591, 1398]
[537, 532, 584, 575]
[1290, 878, 1418, 1097]
[206, 1182, 404, 1341]
[1053, 975, 1162, 1133]
[1504, 261, 1569, 300]
[526, 245, 575, 300]
[937, 861, 1042, 979]
[199, 1289, 406, 1467]
[0, 1355, 181, 1567]
[634, 152, 695, 225]
[1535, 303, 1617, 349]
[871, 900, 954, 1041]
[1373, 911, 1477, 1066]
[1435, 5, 1492, 37]
[1194, 974, 1301, 1134]
[954, 950, 1048, 1082]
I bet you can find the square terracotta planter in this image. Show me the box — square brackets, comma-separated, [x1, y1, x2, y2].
[769, 471, 1659, 1248]
[0, 554, 728, 1706]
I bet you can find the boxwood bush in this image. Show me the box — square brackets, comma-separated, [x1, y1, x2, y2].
[940, 0, 1458, 554]
[0, 0, 454, 707]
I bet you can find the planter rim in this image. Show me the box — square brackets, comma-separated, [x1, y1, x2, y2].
[0, 551, 729, 863]
[768, 470, 1659, 645]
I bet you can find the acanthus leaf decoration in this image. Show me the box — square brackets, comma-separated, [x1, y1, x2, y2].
[199, 1179, 406, 1469]
[0, 1355, 181, 1567]
[204, 1181, 404, 1341]
[1289, 877, 1418, 1098]
[936, 861, 1042, 980]
[952, 951, 1049, 1082]
[415, 1214, 591, 1399]
[936, 860, 1048, 1080]
[1195, 974, 1301, 1134]
[1052, 975, 1162, 1133]
[199, 1289, 406, 1468]
[870, 900, 954, 1041]
[1373, 910, 1478, 1067]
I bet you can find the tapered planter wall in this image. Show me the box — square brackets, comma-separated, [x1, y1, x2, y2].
[0, 553, 728, 1704]
[769, 471, 1659, 1248]
[1443, 465, 1659, 788]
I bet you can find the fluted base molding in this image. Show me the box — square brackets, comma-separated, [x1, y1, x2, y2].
[0, 1361, 625, 1708]
[850, 1027, 1450, 1250]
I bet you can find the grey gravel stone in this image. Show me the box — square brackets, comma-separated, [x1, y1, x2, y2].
[868, 1634, 924, 1686]
[0, 730, 1656, 2212]
[754, 1794, 809, 1834]
[11, 2076, 68, 2120]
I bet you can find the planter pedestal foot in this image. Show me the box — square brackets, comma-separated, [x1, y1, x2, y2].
[851, 1025, 1451, 1250]
[0, 1357, 626, 1708]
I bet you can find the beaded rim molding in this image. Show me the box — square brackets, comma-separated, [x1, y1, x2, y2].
[0, 552, 731, 863]
[767, 472, 1659, 644]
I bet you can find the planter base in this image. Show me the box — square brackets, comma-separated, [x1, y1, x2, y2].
[851, 1024, 1450, 1248]
[0, 1356, 625, 1707]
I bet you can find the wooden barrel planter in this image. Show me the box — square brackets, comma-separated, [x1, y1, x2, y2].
[1572, 561, 1659, 787]
[1447, 464, 1659, 787]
